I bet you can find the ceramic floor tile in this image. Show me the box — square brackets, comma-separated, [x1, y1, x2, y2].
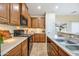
[30, 43, 48, 56]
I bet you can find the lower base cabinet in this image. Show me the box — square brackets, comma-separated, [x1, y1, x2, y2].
[21, 39, 28, 56]
[47, 37, 70, 56]
[58, 47, 69, 56]
[5, 44, 21, 56]
[4, 39, 28, 56]
[32, 33, 46, 43]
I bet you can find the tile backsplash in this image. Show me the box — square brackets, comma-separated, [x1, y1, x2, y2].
[0, 24, 45, 34]
[0, 24, 16, 33]
[27, 28, 45, 34]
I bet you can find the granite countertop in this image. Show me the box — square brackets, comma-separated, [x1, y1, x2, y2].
[1, 37, 28, 56]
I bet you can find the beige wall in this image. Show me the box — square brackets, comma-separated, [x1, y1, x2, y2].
[56, 15, 79, 32]
[56, 15, 79, 22]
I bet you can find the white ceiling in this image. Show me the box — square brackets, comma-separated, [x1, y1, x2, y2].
[26, 3, 79, 16]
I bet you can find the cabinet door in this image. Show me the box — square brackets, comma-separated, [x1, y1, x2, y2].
[33, 34, 46, 43]
[39, 34, 46, 43]
[58, 47, 69, 56]
[47, 37, 59, 56]
[22, 4, 31, 28]
[31, 18, 39, 28]
[32, 34, 39, 43]
[5, 44, 21, 56]
[28, 13, 31, 28]
[42, 34, 46, 42]
[31, 17, 45, 28]
[34, 34, 39, 42]
[10, 3, 20, 25]
[0, 3, 9, 24]
[22, 4, 28, 18]
[38, 17, 45, 28]
[21, 40, 28, 56]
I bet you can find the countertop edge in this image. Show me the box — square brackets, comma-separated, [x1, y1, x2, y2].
[1, 37, 28, 56]
[48, 37, 75, 56]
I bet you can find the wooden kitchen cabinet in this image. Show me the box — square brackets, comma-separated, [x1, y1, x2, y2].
[38, 17, 45, 28]
[0, 3, 9, 24]
[4, 39, 28, 56]
[48, 43, 58, 56]
[21, 39, 28, 56]
[31, 17, 45, 28]
[21, 4, 31, 28]
[33, 34, 39, 42]
[5, 44, 21, 56]
[58, 47, 69, 56]
[32, 34, 46, 43]
[47, 37, 69, 56]
[47, 37, 58, 56]
[21, 4, 28, 19]
[0, 3, 31, 26]
[10, 3, 20, 25]
[31, 17, 39, 28]
[39, 34, 46, 42]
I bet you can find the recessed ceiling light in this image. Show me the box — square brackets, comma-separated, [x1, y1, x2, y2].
[37, 6, 41, 10]
[56, 6, 58, 9]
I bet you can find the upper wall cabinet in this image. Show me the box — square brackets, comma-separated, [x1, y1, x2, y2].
[31, 17, 45, 28]
[21, 4, 31, 28]
[0, 4, 9, 24]
[22, 4, 28, 18]
[0, 3, 31, 26]
[10, 3, 20, 26]
[31, 17, 39, 28]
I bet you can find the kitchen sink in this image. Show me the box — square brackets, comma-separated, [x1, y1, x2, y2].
[65, 45, 79, 51]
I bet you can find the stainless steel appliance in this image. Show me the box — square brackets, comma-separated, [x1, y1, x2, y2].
[20, 15, 28, 26]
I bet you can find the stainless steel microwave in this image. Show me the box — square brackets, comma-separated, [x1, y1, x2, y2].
[20, 15, 28, 26]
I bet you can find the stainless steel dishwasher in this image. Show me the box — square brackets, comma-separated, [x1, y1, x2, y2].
[28, 35, 33, 56]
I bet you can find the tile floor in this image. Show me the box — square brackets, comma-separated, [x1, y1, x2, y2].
[30, 43, 48, 56]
